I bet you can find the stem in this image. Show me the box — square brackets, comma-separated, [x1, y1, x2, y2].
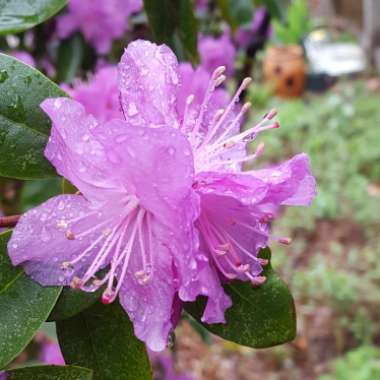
[0, 215, 20, 228]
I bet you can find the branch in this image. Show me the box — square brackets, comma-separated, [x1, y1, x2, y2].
[0, 215, 20, 228]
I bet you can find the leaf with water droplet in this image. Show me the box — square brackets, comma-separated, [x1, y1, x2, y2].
[0, 0, 67, 35]
[57, 301, 152, 380]
[0, 53, 66, 179]
[0, 230, 62, 368]
[185, 247, 297, 348]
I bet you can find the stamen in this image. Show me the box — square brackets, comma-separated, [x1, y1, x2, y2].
[180, 94, 194, 131]
[192, 66, 227, 135]
[249, 275, 266, 287]
[200, 79, 252, 148]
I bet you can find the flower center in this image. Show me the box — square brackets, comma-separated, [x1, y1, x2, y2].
[59, 195, 155, 304]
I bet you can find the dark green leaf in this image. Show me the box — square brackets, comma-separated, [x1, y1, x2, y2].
[56, 34, 84, 83]
[0, 53, 66, 179]
[0, 0, 67, 35]
[144, 0, 199, 63]
[48, 287, 102, 321]
[20, 178, 62, 212]
[57, 301, 152, 380]
[185, 247, 296, 348]
[61, 179, 77, 195]
[0, 230, 62, 369]
[254, 0, 285, 21]
[216, 0, 254, 30]
[6, 365, 93, 380]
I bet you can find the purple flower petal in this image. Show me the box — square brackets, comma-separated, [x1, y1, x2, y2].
[250, 153, 317, 208]
[57, 0, 143, 54]
[63, 66, 121, 123]
[118, 40, 180, 128]
[41, 98, 126, 204]
[8, 195, 115, 286]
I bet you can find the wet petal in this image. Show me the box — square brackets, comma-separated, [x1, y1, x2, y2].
[41, 98, 124, 203]
[118, 220, 177, 352]
[118, 40, 180, 128]
[93, 120, 197, 226]
[8, 195, 119, 286]
[250, 153, 317, 207]
[196, 193, 268, 283]
[180, 254, 232, 323]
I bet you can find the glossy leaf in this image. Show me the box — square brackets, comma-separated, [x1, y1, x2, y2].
[0, 231, 62, 369]
[185, 247, 296, 348]
[48, 287, 102, 321]
[5, 365, 93, 380]
[57, 301, 152, 380]
[56, 34, 84, 83]
[0, 54, 66, 179]
[0, 0, 67, 35]
[144, 0, 199, 63]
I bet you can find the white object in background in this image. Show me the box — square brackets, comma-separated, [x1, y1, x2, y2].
[305, 32, 366, 76]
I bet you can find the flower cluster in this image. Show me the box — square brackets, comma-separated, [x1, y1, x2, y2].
[8, 40, 316, 351]
[57, 0, 142, 54]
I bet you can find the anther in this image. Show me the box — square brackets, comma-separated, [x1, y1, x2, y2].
[56, 219, 68, 230]
[251, 276, 266, 287]
[101, 289, 114, 304]
[186, 94, 194, 105]
[278, 237, 292, 245]
[214, 74, 226, 87]
[65, 230, 75, 240]
[265, 108, 277, 120]
[70, 276, 82, 289]
[258, 258, 269, 266]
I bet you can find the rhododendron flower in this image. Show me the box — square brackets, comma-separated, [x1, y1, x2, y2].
[62, 66, 121, 122]
[198, 29, 236, 76]
[8, 39, 316, 352]
[39, 341, 65, 365]
[235, 7, 271, 48]
[10, 51, 36, 67]
[57, 0, 142, 53]
[8, 97, 200, 351]
[118, 40, 316, 319]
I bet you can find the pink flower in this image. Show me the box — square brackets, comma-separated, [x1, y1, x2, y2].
[57, 0, 143, 54]
[198, 29, 236, 76]
[8, 40, 316, 352]
[62, 66, 121, 123]
[8, 48, 200, 350]
[118, 40, 316, 322]
[39, 341, 65, 365]
[10, 51, 35, 67]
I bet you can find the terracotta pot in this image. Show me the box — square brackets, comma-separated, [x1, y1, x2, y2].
[263, 45, 306, 98]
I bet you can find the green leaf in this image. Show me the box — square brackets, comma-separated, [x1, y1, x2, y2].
[185, 247, 296, 348]
[0, 53, 66, 179]
[56, 34, 84, 83]
[0, 230, 62, 369]
[254, 0, 285, 21]
[48, 287, 102, 322]
[216, 0, 254, 30]
[0, 0, 67, 35]
[20, 178, 62, 212]
[57, 301, 152, 380]
[143, 0, 199, 63]
[5, 365, 93, 380]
